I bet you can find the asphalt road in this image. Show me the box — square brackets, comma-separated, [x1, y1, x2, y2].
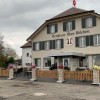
[0, 79, 100, 100]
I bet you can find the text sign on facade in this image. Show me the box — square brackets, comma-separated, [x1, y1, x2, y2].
[67, 30, 90, 36]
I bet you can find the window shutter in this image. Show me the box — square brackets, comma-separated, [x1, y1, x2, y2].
[72, 20, 75, 30]
[86, 36, 89, 46]
[82, 18, 85, 28]
[61, 39, 64, 48]
[63, 22, 66, 31]
[75, 37, 79, 47]
[40, 41, 44, 50]
[92, 16, 96, 27]
[47, 25, 50, 34]
[90, 35, 93, 46]
[50, 40, 52, 49]
[52, 40, 55, 49]
[55, 24, 58, 33]
[33, 42, 35, 51]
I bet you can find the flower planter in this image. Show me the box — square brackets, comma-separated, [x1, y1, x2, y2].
[30, 65, 37, 81]
[92, 69, 100, 85]
[7, 64, 14, 80]
[57, 68, 65, 83]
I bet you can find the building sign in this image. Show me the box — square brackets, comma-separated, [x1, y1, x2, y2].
[67, 30, 90, 36]
[52, 34, 66, 38]
[66, 38, 73, 45]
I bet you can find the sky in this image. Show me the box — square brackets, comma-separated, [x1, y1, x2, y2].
[0, 0, 100, 57]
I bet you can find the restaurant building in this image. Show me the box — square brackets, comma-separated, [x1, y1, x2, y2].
[26, 7, 100, 70]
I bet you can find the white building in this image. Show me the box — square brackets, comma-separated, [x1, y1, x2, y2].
[22, 7, 100, 71]
[21, 42, 32, 68]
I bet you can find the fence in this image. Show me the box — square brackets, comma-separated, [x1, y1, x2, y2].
[0, 68, 9, 77]
[36, 69, 93, 81]
[64, 70, 93, 81]
[36, 69, 57, 79]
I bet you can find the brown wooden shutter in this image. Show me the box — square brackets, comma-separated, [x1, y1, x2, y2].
[92, 16, 96, 27]
[61, 39, 64, 48]
[55, 24, 58, 33]
[47, 25, 50, 34]
[75, 37, 79, 47]
[90, 35, 93, 46]
[72, 20, 75, 30]
[33, 42, 35, 51]
[63, 22, 66, 31]
[82, 18, 85, 28]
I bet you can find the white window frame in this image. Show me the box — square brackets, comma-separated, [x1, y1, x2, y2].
[85, 17, 93, 28]
[44, 41, 50, 50]
[50, 25, 55, 33]
[55, 39, 61, 49]
[34, 58, 41, 68]
[93, 35, 100, 46]
[79, 37, 86, 47]
[35, 42, 40, 51]
[44, 57, 51, 68]
[66, 21, 72, 31]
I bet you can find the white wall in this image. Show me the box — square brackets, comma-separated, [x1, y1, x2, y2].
[22, 47, 32, 68]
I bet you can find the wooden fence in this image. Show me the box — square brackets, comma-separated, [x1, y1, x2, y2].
[64, 70, 93, 81]
[0, 68, 9, 77]
[36, 70, 57, 79]
[36, 70, 93, 81]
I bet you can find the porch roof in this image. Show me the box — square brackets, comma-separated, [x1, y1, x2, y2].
[48, 52, 86, 57]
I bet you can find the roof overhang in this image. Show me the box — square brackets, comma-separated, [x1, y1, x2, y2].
[48, 52, 86, 57]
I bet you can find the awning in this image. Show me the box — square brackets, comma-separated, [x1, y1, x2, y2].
[48, 52, 86, 57]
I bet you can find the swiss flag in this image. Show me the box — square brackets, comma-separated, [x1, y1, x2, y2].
[73, 0, 76, 7]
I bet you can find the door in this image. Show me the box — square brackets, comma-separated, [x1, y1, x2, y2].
[63, 58, 70, 69]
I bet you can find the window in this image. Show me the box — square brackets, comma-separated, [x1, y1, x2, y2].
[47, 24, 57, 34]
[79, 37, 86, 47]
[35, 42, 40, 50]
[85, 18, 92, 28]
[34, 58, 41, 67]
[93, 35, 100, 46]
[44, 57, 51, 68]
[93, 55, 100, 66]
[44, 41, 50, 50]
[55, 39, 61, 49]
[66, 21, 72, 31]
[82, 16, 96, 28]
[26, 53, 29, 57]
[63, 20, 75, 31]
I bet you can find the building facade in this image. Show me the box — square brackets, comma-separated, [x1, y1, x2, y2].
[26, 7, 100, 70]
[21, 42, 32, 68]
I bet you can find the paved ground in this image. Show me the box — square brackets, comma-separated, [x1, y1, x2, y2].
[0, 77, 100, 100]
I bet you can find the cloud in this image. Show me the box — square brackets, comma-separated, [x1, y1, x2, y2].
[0, 0, 100, 57]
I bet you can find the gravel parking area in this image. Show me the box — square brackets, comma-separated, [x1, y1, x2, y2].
[0, 79, 100, 100]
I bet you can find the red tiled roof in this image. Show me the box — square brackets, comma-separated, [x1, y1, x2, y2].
[21, 42, 32, 48]
[50, 7, 91, 20]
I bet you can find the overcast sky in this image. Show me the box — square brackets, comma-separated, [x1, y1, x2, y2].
[0, 0, 100, 57]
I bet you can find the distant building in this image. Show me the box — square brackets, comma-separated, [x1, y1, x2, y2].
[23, 7, 100, 70]
[21, 42, 32, 67]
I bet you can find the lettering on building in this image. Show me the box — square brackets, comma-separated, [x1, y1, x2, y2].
[67, 30, 90, 36]
[52, 34, 66, 38]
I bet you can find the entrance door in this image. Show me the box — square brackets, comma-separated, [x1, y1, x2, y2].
[63, 58, 70, 69]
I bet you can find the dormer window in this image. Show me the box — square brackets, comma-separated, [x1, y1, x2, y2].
[47, 24, 58, 34]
